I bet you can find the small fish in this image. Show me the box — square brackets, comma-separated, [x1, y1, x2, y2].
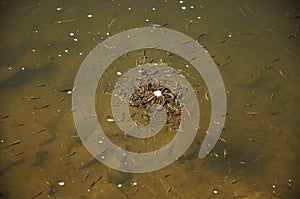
[142, 49, 146, 57]
[186, 20, 193, 28]
[219, 137, 227, 143]
[0, 115, 9, 119]
[272, 58, 280, 62]
[279, 70, 286, 77]
[32, 191, 43, 198]
[107, 19, 115, 28]
[22, 96, 40, 100]
[205, 92, 210, 101]
[37, 129, 47, 134]
[289, 15, 300, 19]
[254, 155, 263, 162]
[164, 174, 171, 178]
[149, 23, 168, 28]
[179, 40, 192, 44]
[269, 93, 275, 100]
[212, 152, 219, 158]
[58, 88, 72, 93]
[90, 176, 102, 187]
[35, 83, 48, 87]
[223, 149, 227, 160]
[197, 33, 206, 40]
[10, 151, 24, 156]
[167, 186, 172, 194]
[34, 104, 51, 109]
[231, 179, 241, 184]
[81, 173, 89, 183]
[246, 111, 261, 115]
[239, 161, 247, 165]
[6, 140, 22, 147]
[66, 151, 77, 157]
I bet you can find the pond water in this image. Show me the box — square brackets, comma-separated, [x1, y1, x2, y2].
[0, 0, 299, 198]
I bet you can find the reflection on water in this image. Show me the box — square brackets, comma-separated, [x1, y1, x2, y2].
[0, 0, 299, 198]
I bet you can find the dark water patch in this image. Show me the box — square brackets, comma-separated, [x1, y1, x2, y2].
[47, 183, 57, 197]
[0, 159, 24, 176]
[0, 62, 56, 92]
[0, 191, 10, 199]
[32, 150, 49, 167]
[0, 45, 27, 66]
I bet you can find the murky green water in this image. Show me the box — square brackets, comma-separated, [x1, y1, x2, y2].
[1, 0, 299, 198]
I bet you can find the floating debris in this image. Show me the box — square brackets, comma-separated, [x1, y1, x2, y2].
[107, 118, 114, 122]
[212, 189, 218, 194]
[117, 184, 122, 188]
[181, 6, 187, 10]
[58, 181, 65, 186]
[132, 182, 138, 186]
[116, 71, 122, 76]
[87, 14, 93, 18]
